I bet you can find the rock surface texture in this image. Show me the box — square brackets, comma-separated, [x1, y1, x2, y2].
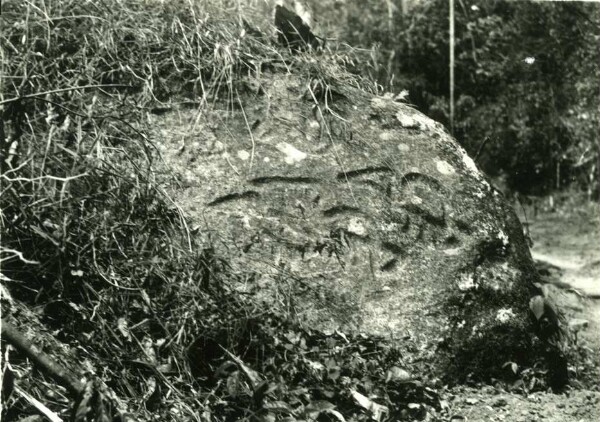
[154, 74, 558, 380]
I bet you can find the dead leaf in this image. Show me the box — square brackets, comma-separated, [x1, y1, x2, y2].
[385, 366, 412, 383]
[529, 295, 545, 320]
[221, 348, 263, 390]
[350, 390, 388, 421]
[304, 401, 345, 421]
[117, 318, 131, 342]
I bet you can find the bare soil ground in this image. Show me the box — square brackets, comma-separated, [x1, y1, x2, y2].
[529, 203, 600, 348]
[440, 200, 600, 422]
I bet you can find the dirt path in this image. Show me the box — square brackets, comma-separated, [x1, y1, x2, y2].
[442, 386, 600, 421]
[530, 207, 600, 297]
[527, 203, 600, 348]
[441, 201, 600, 422]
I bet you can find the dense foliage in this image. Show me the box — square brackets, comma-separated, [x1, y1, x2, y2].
[331, 0, 600, 196]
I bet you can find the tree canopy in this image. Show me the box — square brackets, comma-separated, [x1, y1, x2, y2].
[332, 0, 599, 196]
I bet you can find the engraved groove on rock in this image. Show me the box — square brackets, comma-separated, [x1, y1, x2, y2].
[380, 258, 398, 272]
[400, 203, 446, 227]
[322, 205, 362, 217]
[207, 191, 260, 206]
[400, 172, 444, 191]
[250, 176, 319, 185]
[444, 234, 460, 246]
[382, 241, 405, 255]
[455, 219, 474, 235]
[336, 166, 394, 180]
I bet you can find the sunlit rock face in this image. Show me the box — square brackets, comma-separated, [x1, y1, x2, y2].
[155, 74, 555, 381]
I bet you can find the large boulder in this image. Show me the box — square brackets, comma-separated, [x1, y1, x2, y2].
[154, 74, 562, 381]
